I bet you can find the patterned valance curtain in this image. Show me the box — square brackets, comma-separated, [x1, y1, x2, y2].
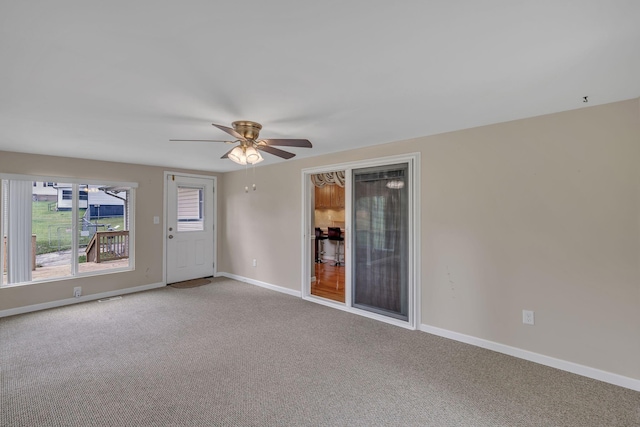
[311, 171, 345, 187]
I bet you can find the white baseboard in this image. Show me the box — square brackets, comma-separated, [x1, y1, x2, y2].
[216, 272, 302, 298]
[0, 282, 165, 318]
[420, 323, 640, 392]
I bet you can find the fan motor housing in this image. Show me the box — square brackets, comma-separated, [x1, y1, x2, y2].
[232, 121, 262, 140]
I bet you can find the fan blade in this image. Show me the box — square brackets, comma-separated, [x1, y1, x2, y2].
[170, 139, 233, 143]
[259, 138, 312, 148]
[220, 147, 235, 159]
[212, 123, 245, 140]
[258, 145, 296, 159]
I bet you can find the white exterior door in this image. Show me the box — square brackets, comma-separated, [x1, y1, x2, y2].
[166, 174, 215, 284]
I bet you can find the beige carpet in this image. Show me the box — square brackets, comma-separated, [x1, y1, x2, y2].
[1, 278, 639, 426]
[169, 277, 211, 288]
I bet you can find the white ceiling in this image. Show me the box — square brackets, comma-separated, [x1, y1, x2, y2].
[1, 1, 638, 172]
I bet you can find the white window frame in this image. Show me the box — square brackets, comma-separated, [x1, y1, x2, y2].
[0, 173, 137, 287]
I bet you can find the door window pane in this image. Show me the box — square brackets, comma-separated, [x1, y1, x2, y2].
[177, 186, 204, 231]
[352, 163, 409, 320]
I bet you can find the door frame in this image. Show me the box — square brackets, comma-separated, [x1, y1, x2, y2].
[301, 153, 421, 330]
[163, 171, 218, 284]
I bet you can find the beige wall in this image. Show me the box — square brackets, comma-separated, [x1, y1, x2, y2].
[219, 98, 640, 380]
[0, 151, 221, 311]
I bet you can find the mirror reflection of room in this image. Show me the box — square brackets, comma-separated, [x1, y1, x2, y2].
[311, 171, 345, 303]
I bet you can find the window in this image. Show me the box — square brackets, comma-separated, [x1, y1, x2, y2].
[61, 188, 87, 202]
[177, 186, 204, 231]
[1, 175, 136, 286]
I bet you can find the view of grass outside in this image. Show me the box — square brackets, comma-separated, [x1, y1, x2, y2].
[32, 201, 124, 255]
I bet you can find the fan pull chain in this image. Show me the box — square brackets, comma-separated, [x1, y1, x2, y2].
[242, 163, 258, 193]
[252, 164, 257, 191]
[244, 163, 249, 193]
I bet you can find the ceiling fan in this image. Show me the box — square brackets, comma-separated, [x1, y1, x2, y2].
[170, 121, 312, 165]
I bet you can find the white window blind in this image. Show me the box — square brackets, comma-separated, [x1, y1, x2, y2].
[7, 180, 32, 283]
[177, 187, 203, 231]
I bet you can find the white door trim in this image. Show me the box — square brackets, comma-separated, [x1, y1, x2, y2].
[301, 152, 421, 329]
[163, 171, 217, 284]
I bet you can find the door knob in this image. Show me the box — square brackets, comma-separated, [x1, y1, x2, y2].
[168, 235, 174, 239]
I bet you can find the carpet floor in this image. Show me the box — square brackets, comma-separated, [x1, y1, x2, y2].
[1, 278, 639, 426]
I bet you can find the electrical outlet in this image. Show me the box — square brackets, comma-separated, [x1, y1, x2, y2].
[252, 259, 257, 267]
[73, 287, 82, 298]
[522, 310, 535, 325]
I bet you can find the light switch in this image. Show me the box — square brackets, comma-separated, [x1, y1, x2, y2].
[153, 216, 160, 224]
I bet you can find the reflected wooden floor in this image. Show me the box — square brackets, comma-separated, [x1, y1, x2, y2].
[311, 261, 345, 303]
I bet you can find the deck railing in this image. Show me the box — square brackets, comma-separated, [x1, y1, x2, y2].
[85, 231, 129, 263]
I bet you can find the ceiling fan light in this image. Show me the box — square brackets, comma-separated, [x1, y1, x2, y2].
[250, 152, 264, 164]
[245, 146, 263, 164]
[228, 146, 247, 165]
[386, 180, 404, 189]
